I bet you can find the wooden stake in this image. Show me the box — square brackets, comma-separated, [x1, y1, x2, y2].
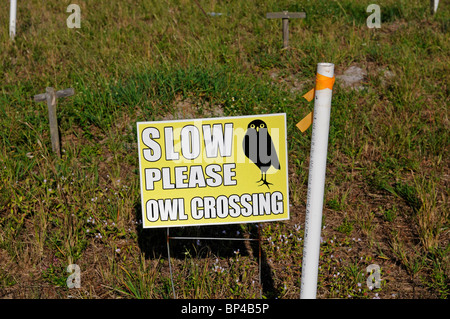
[266, 11, 306, 49]
[34, 87, 75, 158]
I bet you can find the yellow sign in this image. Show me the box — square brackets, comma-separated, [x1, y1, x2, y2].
[137, 113, 289, 228]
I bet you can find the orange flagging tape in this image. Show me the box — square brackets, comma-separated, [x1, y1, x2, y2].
[296, 111, 313, 132]
[297, 73, 335, 132]
[303, 73, 335, 102]
[316, 73, 335, 91]
[302, 88, 315, 103]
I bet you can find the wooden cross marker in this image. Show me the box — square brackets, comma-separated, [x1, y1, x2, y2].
[34, 87, 75, 158]
[266, 11, 306, 49]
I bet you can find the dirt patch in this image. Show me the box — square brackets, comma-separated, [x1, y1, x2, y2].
[336, 66, 367, 91]
[161, 95, 224, 121]
[269, 70, 309, 95]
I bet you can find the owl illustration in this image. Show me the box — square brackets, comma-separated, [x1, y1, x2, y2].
[242, 119, 280, 188]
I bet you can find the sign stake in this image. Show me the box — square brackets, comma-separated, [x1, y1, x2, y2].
[166, 228, 177, 299]
[34, 87, 75, 158]
[166, 225, 263, 298]
[9, 0, 17, 40]
[266, 11, 306, 49]
[300, 63, 335, 299]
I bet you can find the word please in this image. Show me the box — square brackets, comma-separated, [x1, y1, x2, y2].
[144, 163, 236, 190]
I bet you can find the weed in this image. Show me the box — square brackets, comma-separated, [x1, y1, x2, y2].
[336, 218, 354, 236]
[381, 205, 398, 222]
[412, 174, 448, 251]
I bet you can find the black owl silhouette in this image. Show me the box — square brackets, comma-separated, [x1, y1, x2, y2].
[242, 119, 280, 188]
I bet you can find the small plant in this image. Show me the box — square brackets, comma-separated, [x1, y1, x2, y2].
[336, 217, 354, 235]
[42, 261, 67, 287]
[381, 205, 398, 222]
[412, 174, 447, 251]
[359, 212, 376, 236]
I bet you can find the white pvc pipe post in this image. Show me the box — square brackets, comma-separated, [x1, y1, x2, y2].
[10, 0, 17, 40]
[431, 0, 439, 14]
[300, 63, 335, 299]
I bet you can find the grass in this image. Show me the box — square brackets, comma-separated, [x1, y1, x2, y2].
[0, 0, 449, 299]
